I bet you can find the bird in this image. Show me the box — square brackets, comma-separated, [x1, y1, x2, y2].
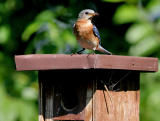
[73, 9, 112, 55]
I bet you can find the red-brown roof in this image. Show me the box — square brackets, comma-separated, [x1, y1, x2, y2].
[15, 54, 158, 72]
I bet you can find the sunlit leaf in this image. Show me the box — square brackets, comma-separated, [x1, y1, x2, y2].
[113, 4, 139, 24]
[21, 87, 38, 100]
[22, 22, 41, 41]
[0, 25, 10, 44]
[35, 10, 55, 22]
[129, 35, 160, 56]
[22, 10, 55, 42]
[126, 23, 153, 44]
[48, 22, 60, 41]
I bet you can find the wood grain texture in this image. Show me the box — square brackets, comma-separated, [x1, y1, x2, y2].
[38, 77, 44, 121]
[93, 90, 139, 121]
[93, 71, 140, 121]
[85, 80, 94, 121]
[15, 54, 158, 72]
[44, 84, 54, 121]
[37, 69, 141, 121]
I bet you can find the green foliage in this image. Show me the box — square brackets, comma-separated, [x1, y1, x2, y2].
[22, 7, 77, 54]
[113, 0, 160, 56]
[0, 25, 10, 44]
[0, 52, 38, 121]
[103, 0, 138, 3]
[140, 62, 160, 121]
[113, 4, 139, 24]
[0, 0, 159, 121]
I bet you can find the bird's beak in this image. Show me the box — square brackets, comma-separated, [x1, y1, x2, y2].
[89, 12, 99, 17]
[94, 12, 99, 16]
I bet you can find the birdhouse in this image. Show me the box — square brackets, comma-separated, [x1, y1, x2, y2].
[15, 54, 158, 121]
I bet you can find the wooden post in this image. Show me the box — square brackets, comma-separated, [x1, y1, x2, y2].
[15, 54, 158, 121]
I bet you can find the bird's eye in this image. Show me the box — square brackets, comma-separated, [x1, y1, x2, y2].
[85, 12, 89, 14]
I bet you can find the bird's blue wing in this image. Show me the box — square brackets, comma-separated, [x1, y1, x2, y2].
[93, 25, 101, 43]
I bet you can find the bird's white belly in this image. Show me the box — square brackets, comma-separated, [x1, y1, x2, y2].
[78, 38, 98, 50]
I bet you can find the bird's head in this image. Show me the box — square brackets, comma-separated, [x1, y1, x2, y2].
[78, 9, 99, 20]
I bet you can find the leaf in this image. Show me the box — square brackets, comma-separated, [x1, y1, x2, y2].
[0, 25, 10, 44]
[21, 87, 38, 100]
[22, 22, 41, 41]
[126, 23, 153, 44]
[22, 10, 55, 42]
[113, 4, 139, 24]
[129, 35, 160, 56]
[35, 10, 55, 22]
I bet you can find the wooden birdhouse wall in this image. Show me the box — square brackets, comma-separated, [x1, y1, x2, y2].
[38, 69, 140, 121]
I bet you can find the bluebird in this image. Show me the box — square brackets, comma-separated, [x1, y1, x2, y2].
[73, 9, 112, 55]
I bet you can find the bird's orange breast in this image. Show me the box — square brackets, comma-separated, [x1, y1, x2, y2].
[74, 19, 93, 40]
[73, 19, 99, 50]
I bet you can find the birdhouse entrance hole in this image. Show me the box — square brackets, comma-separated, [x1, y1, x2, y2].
[61, 82, 79, 112]
[38, 70, 88, 120]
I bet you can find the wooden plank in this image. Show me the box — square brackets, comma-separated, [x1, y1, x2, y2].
[38, 74, 44, 121]
[96, 55, 158, 72]
[15, 54, 158, 72]
[93, 90, 139, 121]
[53, 113, 84, 120]
[93, 71, 140, 121]
[84, 80, 94, 121]
[43, 78, 54, 121]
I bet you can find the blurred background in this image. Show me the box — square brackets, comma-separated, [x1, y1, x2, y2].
[0, 0, 160, 121]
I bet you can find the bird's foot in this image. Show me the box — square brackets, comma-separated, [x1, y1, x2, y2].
[76, 48, 85, 54]
[77, 51, 82, 54]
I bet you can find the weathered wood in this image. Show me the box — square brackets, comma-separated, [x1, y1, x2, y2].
[84, 80, 94, 121]
[93, 90, 140, 121]
[93, 71, 140, 121]
[44, 81, 54, 121]
[15, 54, 158, 72]
[38, 70, 89, 121]
[38, 69, 140, 121]
[38, 76, 44, 121]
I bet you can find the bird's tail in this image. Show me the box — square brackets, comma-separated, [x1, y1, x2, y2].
[97, 45, 112, 55]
